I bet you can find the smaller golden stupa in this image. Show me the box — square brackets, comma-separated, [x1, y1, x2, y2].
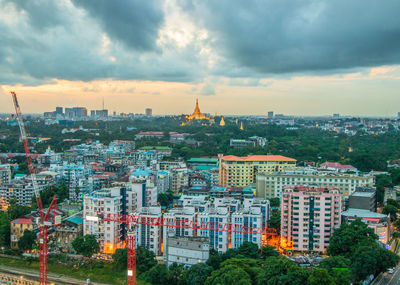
[240, 121, 244, 130]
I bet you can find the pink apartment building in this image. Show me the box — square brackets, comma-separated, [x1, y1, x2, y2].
[281, 186, 342, 252]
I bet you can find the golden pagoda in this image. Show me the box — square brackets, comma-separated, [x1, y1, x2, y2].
[240, 121, 244, 130]
[187, 99, 211, 120]
[219, 116, 226, 126]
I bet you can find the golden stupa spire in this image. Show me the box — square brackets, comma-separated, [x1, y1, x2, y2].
[240, 121, 244, 130]
[188, 99, 209, 120]
[220, 116, 225, 126]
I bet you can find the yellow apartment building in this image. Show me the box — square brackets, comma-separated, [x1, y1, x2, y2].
[218, 154, 296, 187]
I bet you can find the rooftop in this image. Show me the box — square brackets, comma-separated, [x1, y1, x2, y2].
[12, 218, 32, 225]
[351, 191, 375, 198]
[222, 155, 296, 162]
[342, 208, 387, 219]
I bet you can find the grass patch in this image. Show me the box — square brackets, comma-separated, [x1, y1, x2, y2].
[0, 256, 148, 285]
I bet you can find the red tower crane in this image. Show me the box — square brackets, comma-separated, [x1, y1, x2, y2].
[98, 212, 278, 285]
[10, 91, 60, 285]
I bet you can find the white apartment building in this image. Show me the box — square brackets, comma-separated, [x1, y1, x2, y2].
[49, 162, 92, 200]
[165, 236, 209, 267]
[256, 167, 374, 199]
[134, 206, 162, 255]
[0, 164, 11, 184]
[231, 207, 263, 249]
[156, 171, 170, 193]
[197, 207, 230, 253]
[170, 168, 189, 194]
[281, 186, 342, 253]
[83, 189, 122, 254]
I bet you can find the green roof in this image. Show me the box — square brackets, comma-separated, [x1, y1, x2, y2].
[140, 146, 171, 150]
[187, 158, 218, 163]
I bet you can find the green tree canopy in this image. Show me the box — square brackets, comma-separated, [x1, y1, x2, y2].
[185, 263, 213, 285]
[112, 248, 127, 270]
[307, 268, 335, 285]
[383, 204, 398, 221]
[72, 234, 99, 258]
[136, 246, 157, 274]
[140, 264, 169, 285]
[205, 264, 252, 285]
[327, 219, 378, 257]
[260, 245, 279, 259]
[18, 229, 36, 251]
[350, 243, 399, 282]
[237, 242, 260, 259]
[256, 256, 309, 285]
[318, 256, 351, 274]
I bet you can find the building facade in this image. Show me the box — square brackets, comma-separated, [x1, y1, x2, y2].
[219, 154, 296, 187]
[165, 236, 209, 267]
[281, 186, 342, 253]
[256, 167, 374, 199]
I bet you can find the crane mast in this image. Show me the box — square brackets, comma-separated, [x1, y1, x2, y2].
[10, 91, 58, 285]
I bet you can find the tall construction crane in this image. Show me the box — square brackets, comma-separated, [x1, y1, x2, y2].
[98, 212, 278, 285]
[10, 91, 60, 285]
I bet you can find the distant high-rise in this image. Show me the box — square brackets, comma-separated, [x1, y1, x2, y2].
[333, 113, 340, 118]
[90, 110, 95, 117]
[145, 108, 152, 116]
[398, 112, 400, 119]
[55, 107, 63, 115]
[113, 111, 116, 117]
[267, 111, 274, 118]
[95, 109, 108, 118]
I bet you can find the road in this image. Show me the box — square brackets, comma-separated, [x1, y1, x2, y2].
[373, 263, 400, 285]
[0, 264, 110, 285]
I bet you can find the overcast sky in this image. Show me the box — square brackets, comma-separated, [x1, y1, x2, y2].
[1, 0, 400, 116]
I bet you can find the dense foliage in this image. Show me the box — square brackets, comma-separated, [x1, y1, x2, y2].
[327, 219, 398, 282]
[72, 234, 100, 258]
[2, 117, 400, 174]
[18, 230, 36, 251]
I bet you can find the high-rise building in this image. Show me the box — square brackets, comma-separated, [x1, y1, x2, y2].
[134, 206, 162, 255]
[281, 186, 342, 252]
[218, 154, 296, 187]
[90, 110, 95, 117]
[55, 107, 63, 115]
[95, 109, 108, 118]
[398, 112, 400, 119]
[197, 207, 230, 252]
[256, 167, 374, 199]
[231, 207, 263, 249]
[145, 108, 152, 116]
[83, 190, 123, 254]
[267, 111, 274, 118]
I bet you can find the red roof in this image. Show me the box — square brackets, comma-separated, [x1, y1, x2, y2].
[222, 155, 296, 162]
[321, 162, 356, 170]
[12, 218, 32, 225]
[137, 131, 163, 136]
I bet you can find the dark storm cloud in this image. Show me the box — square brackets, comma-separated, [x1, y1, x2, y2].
[183, 0, 400, 74]
[5, 0, 65, 30]
[71, 0, 164, 51]
[1, 0, 400, 86]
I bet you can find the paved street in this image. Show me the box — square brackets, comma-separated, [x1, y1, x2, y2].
[374, 263, 400, 285]
[0, 264, 110, 285]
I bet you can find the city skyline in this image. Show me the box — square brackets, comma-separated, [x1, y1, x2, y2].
[1, 1, 400, 116]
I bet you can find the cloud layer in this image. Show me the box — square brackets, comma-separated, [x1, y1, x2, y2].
[0, 0, 400, 85]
